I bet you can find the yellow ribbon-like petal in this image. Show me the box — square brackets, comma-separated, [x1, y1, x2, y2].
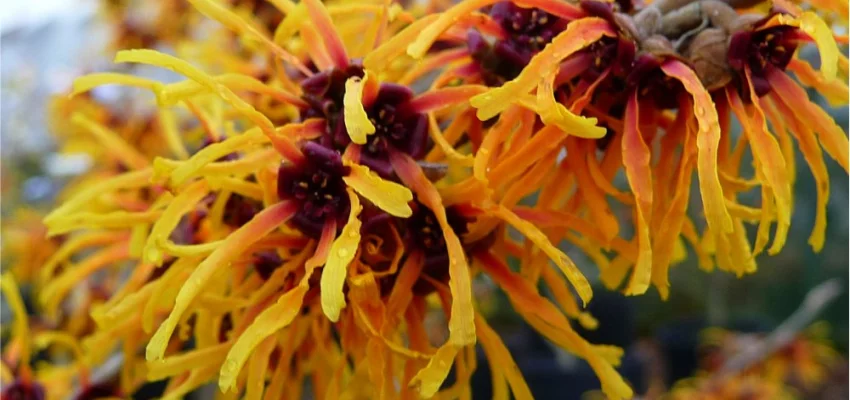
[343, 163, 413, 217]
[537, 73, 606, 139]
[218, 286, 307, 391]
[343, 74, 376, 145]
[146, 201, 298, 361]
[409, 343, 460, 398]
[320, 190, 363, 322]
[774, 12, 839, 80]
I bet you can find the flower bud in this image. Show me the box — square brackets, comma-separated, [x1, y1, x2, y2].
[685, 27, 733, 90]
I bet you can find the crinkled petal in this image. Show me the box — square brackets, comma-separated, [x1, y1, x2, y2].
[728, 79, 791, 254]
[769, 68, 849, 172]
[320, 189, 362, 322]
[409, 343, 460, 398]
[491, 205, 592, 305]
[114, 49, 303, 163]
[788, 59, 848, 107]
[765, 96, 830, 252]
[621, 94, 653, 295]
[144, 180, 210, 266]
[774, 12, 839, 80]
[475, 315, 533, 400]
[390, 151, 475, 346]
[537, 74, 605, 138]
[343, 75, 376, 145]
[661, 60, 732, 234]
[146, 201, 298, 361]
[219, 286, 306, 392]
[302, 0, 349, 68]
[343, 163, 413, 217]
[364, 14, 439, 72]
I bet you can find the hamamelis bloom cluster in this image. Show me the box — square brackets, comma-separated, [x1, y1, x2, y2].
[14, 0, 848, 399]
[667, 323, 842, 399]
[410, 0, 848, 298]
[36, 0, 632, 399]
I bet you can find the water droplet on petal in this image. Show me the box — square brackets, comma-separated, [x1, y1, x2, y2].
[223, 359, 237, 373]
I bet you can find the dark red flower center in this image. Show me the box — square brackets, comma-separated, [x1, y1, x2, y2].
[357, 84, 428, 177]
[2, 380, 45, 400]
[468, 3, 568, 86]
[728, 24, 801, 99]
[75, 382, 119, 400]
[300, 63, 366, 123]
[579, 36, 636, 83]
[300, 64, 426, 177]
[277, 142, 350, 238]
[491, 3, 565, 54]
[627, 54, 685, 109]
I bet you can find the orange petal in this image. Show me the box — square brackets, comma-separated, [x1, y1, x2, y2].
[788, 59, 848, 107]
[765, 97, 830, 252]
[651, 126, 695, 299]
[390, 151, 475, 346]
[407, 85, 488, 114]
[727, 80, 790, 254]
[475, 315, 533, 400]
[300, 22, 334, 71]
[364, 14, 439, 72]
[769, 68, 849, 172]
[564, 138, 619, 244]
[302, 0, 349, 68]
[407, 0, 583, 59]
[661, 60, 732, 234]
[620, 94, 653, 295]
[476, 251, 632, 400]
[146, 201, 298, 361]
[491, 205, 592, 305]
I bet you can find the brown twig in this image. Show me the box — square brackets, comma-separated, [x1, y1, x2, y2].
[716, 279, 843, 379]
